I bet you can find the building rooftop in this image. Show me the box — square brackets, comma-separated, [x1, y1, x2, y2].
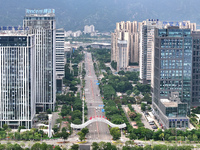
[161, 99, 178, 107]
[0, 30, 33, 36]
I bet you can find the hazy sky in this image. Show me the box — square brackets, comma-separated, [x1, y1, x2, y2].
[0, 0, 199, 31]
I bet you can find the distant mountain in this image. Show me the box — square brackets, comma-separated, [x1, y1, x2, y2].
[0, 0, 200, 32]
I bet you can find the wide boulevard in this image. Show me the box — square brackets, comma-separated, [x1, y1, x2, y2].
[84, 52, 112, 140]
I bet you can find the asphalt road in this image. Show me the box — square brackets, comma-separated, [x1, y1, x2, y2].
[84, 52, 112, 140]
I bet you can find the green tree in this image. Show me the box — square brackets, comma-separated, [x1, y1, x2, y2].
[40, 142, 48, 150]
[159, 133, 165, 140]
[92, 142, 99, 150]
[110, 127, 121, 140]
[78, 131, 85, 141]
[3, 124, 8, 130]
[52, 125, 59, 133]
[141, 103, 147, 111]
[129, 133, 137, 140]
[70, 144, 79, 150]
[144, 145, 152, 150]
[31, 143, 41, 150]
[73, 118, 82, 124]
[103, 142, 117, 150]
[54, 146, 62, 150]
[46, 109, 52, 114]
[81, 128, 89, 136]
[61, 132, 69, 141]
[71, 110, 82, 120]
[111, 61, 117, 70]
[193, 134, 198, 142]
[14, 132, 21, 140]
[18, 126, 26, 132]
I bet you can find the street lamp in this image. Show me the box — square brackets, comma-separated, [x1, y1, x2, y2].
[185, 136, 187, 143]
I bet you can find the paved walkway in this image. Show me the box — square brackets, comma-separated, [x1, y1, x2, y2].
[122, 105, 138, 129]
[131, 105, 152, 130]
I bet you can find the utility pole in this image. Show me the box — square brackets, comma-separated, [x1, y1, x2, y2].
[82, 94, 85, 124]
[80, 62, 82, 99]
[80, 57, 84, 124]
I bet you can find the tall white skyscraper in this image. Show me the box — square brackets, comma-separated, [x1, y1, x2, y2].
[56, 28, 65, 94]
[56, 28, 65, 78]
[0, 29, 36, 129]
[139, 19, 162, 84]
[23, 9, 56, 111]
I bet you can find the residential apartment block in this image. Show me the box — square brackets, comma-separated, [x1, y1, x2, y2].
[111, 21, 139, 71]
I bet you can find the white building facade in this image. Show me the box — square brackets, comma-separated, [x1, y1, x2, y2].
[0, 31, 36, 129]
[23, 9, 56, 111]
[56, 28, 65, 78]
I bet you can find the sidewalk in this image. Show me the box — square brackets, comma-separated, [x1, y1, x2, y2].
[132, 105, 152, 130]
[122, 105, 138, 129]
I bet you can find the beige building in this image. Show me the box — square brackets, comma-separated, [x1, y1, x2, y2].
[111, 21, 139, 71]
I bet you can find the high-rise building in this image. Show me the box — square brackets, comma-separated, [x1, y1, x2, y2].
[152, 27, 192, 129]
[23, 9, 56, 111]
[140, 20, 196, 87]
[191, 31, 200, 106]
[139, 19, 162, 84]
[118, 40, 128, 70]
[56, 28, 65, 94]
[84, 25, 95, 34]
[56, 28, 65, 77]
[0, 29, 36, 129]
[111, 21, 139, 71]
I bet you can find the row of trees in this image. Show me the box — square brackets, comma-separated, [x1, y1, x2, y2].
[89, 48, 111, 63]
[57, 92, 87, 125]
[63, 64, 80, 93]
[0, 127, 47, 141]
[101, 74, 133, 97]
[91, 141, 194, 150]
[100, 73, 150, 101]
[111, 61, 117, 70]
[118, 71, 139, 82]
[67, 47, 84, 64]
[0, 142, 64, 150]
[128, 104, 144, 128]
[128, 127, 200, 142]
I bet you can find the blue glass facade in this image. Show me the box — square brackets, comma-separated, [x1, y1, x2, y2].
[153, 27, 192, 128]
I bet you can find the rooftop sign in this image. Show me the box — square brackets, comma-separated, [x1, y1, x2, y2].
[26, 9, 55, 14]
[0, 26, 29, 31]
[163, 21, 186, 27]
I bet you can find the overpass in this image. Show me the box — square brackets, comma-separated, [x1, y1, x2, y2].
[71, 116, 126, 129]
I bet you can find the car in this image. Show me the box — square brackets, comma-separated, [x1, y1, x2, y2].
[152, 126, 157, 129]
[133, 124, 137, 126]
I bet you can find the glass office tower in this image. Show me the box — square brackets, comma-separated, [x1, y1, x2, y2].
[153, 26, 192, 129]
[191, 31, 200, 106]
[0, 30, 36, 129]
[23, 9, 56, 112]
